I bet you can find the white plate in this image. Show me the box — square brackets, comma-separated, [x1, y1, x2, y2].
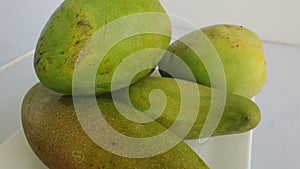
[0, 130, 47, 169]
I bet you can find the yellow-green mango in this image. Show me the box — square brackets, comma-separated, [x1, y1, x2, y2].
[22, 83, 208, 169]
[112, 77, 261, 139]
[34, 0, 171, 95]
[159, 24, 266, 98]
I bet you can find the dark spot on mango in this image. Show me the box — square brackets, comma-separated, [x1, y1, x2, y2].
[48, 59, 53, 64]
[99, 68, 112, 75]
[77, 19, 93, 33]
[224, 25, 231, 28]
[77, 19, 90, 27]
[105, 68, 112, 74]
[35, 57, 41, 65]
[245, 116, 250, 122]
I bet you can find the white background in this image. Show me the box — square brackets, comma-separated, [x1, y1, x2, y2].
[1, 0, 300, 169]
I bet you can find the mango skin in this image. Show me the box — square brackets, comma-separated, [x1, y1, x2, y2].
[113, 77, 261, 139]
[34, 0, 171, 95]
[22, 83, 209, 169]
[159, 24, 266, 98]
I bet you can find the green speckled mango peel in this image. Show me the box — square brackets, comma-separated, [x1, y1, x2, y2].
[22, 83, 209, 169]
[159, 24, 266, 98]
[113, 77, 261, 139]
[34, 0, 171, 95]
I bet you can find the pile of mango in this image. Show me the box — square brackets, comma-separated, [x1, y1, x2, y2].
[22, 0, 266, 168]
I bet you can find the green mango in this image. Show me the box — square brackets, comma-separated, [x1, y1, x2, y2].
[112, 77, 261, 139]
[158, 24, 266, 98]
[22, 83, 209, 169]
[34, 0, 171, 95]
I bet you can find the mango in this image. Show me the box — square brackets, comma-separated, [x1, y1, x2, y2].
[158, 24, 266, 98]
[112, 77, 261, 139]
[22, 83, 209, 169]
[34, 0, 171, 95]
